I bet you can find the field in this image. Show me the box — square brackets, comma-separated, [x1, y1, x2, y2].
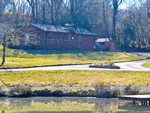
[0, 46, 148, 69]
[0, 70, 150, 87]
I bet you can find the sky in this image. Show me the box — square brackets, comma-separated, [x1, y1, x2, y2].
[119, 0, 146, 9]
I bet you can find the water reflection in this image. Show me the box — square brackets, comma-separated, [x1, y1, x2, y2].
[0, 97, 149, 113]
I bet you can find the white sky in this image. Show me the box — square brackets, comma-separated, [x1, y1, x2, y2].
[119, 0, 146, 9]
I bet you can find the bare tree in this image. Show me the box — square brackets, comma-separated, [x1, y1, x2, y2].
[62, 0, 92, 26]
[0, 0, 27, 66]
[103, 0, 110, 38]
[112, 0, 123, 40]
[46, 0, 63, 25]
[27, 0, 36, 23]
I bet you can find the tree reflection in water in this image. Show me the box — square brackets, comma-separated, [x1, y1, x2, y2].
[0, 98, 149, 112]
[0, 98, 32, 112]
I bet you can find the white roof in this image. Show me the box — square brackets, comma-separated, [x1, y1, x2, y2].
[96, 38, 112, 43]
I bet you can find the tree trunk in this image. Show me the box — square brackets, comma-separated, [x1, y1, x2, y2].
[51, 0, 54, 25]
[0, 0, 4, 21]
[137, 29, 141, 48]
[103, 0, 110, 38]
[112, 13, 116, 40]
[70, 0, 75, 24]
[35, 0, 38, 23]
[43, 1, 46, 24]
[1, 36, 6, 66]
[112, 0, 122, 41]
[12, 3, 16, 15]
[32, 6, 35, 23]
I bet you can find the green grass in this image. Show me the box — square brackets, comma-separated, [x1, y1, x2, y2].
[0, 70, 150, 87]
[0, 45, 148, 68]
[143, 62, 150, 68]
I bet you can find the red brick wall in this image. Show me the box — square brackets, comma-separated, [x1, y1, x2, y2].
[97, 39, 117, 51]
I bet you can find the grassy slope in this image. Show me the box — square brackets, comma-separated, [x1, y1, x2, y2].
[0, 70, 150, 87]
[143, 62, 150, 68]
[0, 46, 148, 68]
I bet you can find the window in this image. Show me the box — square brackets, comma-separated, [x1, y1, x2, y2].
[68, 34, 71, 41]
[100, 42, 105, 45]
[48, 33, 53, 36]
[36, 40, 40, 45]
[35, 34, 37, 41]
[36, 30, 40, 35]
[49, 36, 53, 39]
[49, 40, 54, 43]
[49, 37, 54, 43]
[72, 34, 74, 40]
[24, 31, 29, 45]
[79, 35, 82, 41]
[61, 37, 65, 44]
[61, 37, 65, 40]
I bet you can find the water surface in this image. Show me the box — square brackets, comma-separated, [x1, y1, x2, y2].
[0, 97, 150, 113]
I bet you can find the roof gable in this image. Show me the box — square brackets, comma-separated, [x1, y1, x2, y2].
[31, 23, 97, 36]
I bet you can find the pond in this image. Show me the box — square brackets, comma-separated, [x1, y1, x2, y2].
[0, 97, 150, 113]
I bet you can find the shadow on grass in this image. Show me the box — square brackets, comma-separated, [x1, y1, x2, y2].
[25, 49, 90, 55]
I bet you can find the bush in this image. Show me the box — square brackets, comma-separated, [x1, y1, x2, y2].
[77, 89, 89, 97]
[51, 89, 64, 96]
[94, 82, 112, 98]
[87, 89, 95, 97]
[67, 89, 78, 96]
[108, 55, 115, 66]
[0, 88, 5, 97]
[32, 88, 51, 96]
[123, 84, 139, 95]
[111, 89, 121, 98]
[8, 85, 32, 97]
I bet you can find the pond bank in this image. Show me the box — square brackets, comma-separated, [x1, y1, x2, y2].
[2, 85, 150, 92]
[0, 85, 150, 98]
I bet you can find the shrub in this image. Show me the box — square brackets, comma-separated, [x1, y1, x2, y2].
[67, 89, 95, 97]
[94, 82, 112, 98]
[94, 82, 110, 92]
[67, 89, 77, 96]
[51, 89, 64, 96]
[111, 89, 121, 98]
[0, 87, 5, 97]
[87, 89, 95, 97]
[123, 84, 139, 95]
[32, 88, 51, 96]
[107, 55, 115, 66]
[77, 89, 88, 97]
[8, 85, 32, 97]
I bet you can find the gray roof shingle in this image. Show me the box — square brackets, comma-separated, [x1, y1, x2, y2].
[96, 38, 112, 42]
[31, 24, 97, 36]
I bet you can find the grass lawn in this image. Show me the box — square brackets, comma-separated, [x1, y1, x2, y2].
[0, 70, 150, 87]
[143, 62, 150, 68]
[0, 45, 148, 69]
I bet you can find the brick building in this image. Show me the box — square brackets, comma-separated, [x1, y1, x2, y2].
[19, 24, 97, 50]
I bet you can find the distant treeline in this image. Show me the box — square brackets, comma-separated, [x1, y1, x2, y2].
[0, 0, 150, 51]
